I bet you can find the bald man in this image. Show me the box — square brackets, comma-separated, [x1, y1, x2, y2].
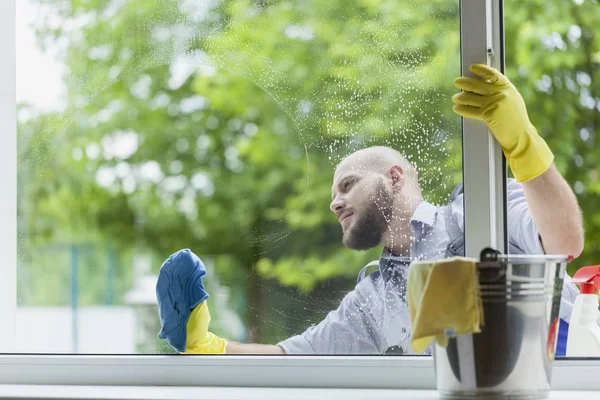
[156, 65, 584, 355]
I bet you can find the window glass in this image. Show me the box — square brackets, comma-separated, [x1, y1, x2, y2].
[16, 0, 461, 354]
[503, 0, 599, 358]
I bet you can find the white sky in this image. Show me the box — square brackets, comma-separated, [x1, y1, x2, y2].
[16, 0, 66, 111]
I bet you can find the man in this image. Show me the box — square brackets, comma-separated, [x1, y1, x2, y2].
[156, 64, 584, 355]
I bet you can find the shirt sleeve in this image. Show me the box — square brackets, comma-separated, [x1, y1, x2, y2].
[277, 275, 387, 354]
[451, 179, 581, 323]
[505, 180, 586, 325]
[559, 273, 579, 324]
[450, 179, 544, 254]
[505, 179, 545, 254]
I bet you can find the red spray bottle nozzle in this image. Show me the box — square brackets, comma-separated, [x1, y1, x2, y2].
[573, 266, 600, 295]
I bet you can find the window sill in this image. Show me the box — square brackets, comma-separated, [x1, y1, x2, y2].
[0, 356, 600, 391]
[0, 385, 598, 400]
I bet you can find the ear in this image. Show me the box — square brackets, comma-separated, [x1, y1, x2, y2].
[388, 165, 404, 193]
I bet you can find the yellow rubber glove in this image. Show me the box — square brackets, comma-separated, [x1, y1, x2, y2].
[182, 301, 227, 354]
[452, 64, 554, 182]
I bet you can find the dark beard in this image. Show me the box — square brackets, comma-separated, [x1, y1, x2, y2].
[343, 180, 393, 251]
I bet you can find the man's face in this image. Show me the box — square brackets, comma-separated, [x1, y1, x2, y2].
[330, 167, 393, 251]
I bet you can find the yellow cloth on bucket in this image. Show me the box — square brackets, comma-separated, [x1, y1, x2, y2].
[407, 257, 484, 354]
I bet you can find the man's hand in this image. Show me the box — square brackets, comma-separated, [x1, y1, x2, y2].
[183, 301, 286, 354]
[452, 64, 554, 183]
[183, 301, 227, 354]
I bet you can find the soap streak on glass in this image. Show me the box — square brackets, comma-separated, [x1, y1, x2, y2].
[16, 0, 461, 354]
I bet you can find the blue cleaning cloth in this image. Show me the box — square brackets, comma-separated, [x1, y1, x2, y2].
[156, 249, 209, 352]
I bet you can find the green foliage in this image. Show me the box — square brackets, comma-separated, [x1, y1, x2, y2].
[504, 0, 600, 275]
[17, 0, 600, 343]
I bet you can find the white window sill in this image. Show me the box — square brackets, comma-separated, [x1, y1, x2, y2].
[1, 356, 600, 391]
[0, 386, 598, 400]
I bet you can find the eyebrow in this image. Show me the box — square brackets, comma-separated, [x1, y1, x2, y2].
[331, 174, 360, 200]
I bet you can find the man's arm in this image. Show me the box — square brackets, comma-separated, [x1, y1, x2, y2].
[225, 342, 285, 354]
[521, 164, 584, 258]
[212, 276, 386, 355]
[276, 276, 388, 355]
[452, 64, 584, 258]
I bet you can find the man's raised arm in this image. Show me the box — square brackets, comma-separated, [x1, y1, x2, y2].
[521, 165, 583, 257]
[453, 64, 583, 258]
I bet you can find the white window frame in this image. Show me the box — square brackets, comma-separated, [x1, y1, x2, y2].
[0, 356, 598, 391]
[461, 0, 507, 257]
[0, 0, 17, 354]
[1, 0, 599, 392]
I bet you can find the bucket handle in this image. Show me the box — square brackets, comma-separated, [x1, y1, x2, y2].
[480, 247, 501, 262]
[478, 247, 506, 283]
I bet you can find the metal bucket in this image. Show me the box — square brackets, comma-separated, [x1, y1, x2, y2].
[433, 249, 568, 399]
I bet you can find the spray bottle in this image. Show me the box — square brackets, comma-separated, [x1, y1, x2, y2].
[565, 266, 600, 357]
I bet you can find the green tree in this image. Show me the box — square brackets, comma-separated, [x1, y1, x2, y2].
[504, 0, 600, 275]
[20, 0, 461, 343]
[21, 0, 598, 346]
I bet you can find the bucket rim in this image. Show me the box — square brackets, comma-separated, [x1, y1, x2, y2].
[494, 253, 569, 263]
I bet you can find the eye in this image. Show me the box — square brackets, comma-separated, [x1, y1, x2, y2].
[344, 179, 355, 190]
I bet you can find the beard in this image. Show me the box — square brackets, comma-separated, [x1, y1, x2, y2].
[342, 179, 393, 251]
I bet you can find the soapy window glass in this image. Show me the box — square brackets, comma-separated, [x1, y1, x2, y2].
[16, 0, 461, 354]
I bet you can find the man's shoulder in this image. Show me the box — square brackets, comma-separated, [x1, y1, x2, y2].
[444, 177, 522, 212]
[446, 178, 520, 201]
[410, 201, 442, 227]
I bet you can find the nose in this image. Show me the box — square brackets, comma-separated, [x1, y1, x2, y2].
[330, 196, 345, 214]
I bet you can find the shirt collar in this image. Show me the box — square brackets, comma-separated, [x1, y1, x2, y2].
[377, 201, 439, 277]
[410, 200, 438, 228]
[378, 248, 411, 281]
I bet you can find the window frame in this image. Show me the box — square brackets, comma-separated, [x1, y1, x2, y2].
[2, 0, 600, 392]
[460, 0, 508, 257]
[0, 356, 598, 391]
[0, 0, 17, 354]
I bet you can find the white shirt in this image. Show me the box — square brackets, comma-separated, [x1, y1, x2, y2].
[278, 179, 580, 354]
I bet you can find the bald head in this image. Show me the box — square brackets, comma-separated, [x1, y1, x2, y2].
[334, 146, 416, 182]
[329, 146, 422, 252]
